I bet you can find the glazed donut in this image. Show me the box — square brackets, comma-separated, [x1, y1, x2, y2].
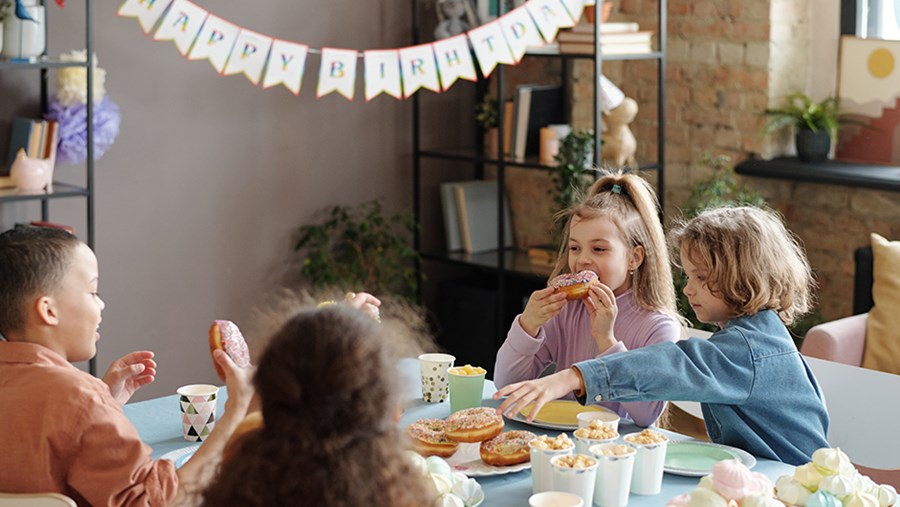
[549, 270, 599, 300]
[209, 320, 251, 381]
[445, 407, 504, 443]
[480, 430, 537, 466]
[406, 418, 459, 457]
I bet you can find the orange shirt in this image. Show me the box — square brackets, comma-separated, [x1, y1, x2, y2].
[0, 342, 178, 506]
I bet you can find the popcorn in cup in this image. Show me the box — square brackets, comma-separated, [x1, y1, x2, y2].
[530, 434, 575, 495]
[418, 353, 455, 403]
[573, 420, 619, 455]
[623, 429, 669, 495]
[590, 443, 637, 507]
[447, 364, 486, 412]
[528, 491, 584, 507]
[576, 410, 620, 432]
[551, 454, 599, 506]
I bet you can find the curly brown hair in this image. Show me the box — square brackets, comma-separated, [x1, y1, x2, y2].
[200, 303, 432, 507]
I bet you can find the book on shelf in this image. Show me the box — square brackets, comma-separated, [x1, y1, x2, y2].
[527, 244, 558, 269]
[6, 117, 33, 175]
[556, 29, 654, 45]
[558, 40, 654, 55]
[439, 182, 463, 251]
[453, 180, 514, 254]
[510, 84, 565, 161]
[570, 21, 641, 34]
[4, 117, 58, 176]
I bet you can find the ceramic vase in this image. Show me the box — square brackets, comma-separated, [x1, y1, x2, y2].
[795, 129, 831, 162]
[2, 2, 46, 60]
[10, 149, 52, 191]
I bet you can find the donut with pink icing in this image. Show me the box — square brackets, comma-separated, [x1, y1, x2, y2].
[406, 418, 459, 457]
[549, 270, 599, 300]
[445, 407, 504, 443]
[209, 320, 251, 381]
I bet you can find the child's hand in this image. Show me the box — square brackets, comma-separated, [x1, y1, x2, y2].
[102, 351, 157, 405]
[520, 287, 568, 337]
[214, 349, 254, 418]
[346, 291, 381, 320]
[492, 368, 584, 422]
[584, 283, 618, 353]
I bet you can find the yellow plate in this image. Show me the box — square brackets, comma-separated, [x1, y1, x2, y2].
[519, 400, 610, 426]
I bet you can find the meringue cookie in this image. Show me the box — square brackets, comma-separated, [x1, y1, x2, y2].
[741, 494, 787, 507]
[450, 476, 482, 506]
[807, 490, 843, 507]
[795, 462, 827, 490]
[820, 473, 858, 498]
[426, 456, 454, 481]
[776, 475, 812, 506]
[845, 491, 882, 507]
[430, 473, 453, 497]
[406, 450, 430, 476]
[667, 493, 692, 506]
[435, 493, 466, 507]
[812, 447, 854, 476]
[711, 459, 754, 500]
[687, 487, 730, 507]
[875, 484, 898, 507]
[747, 472, 775, 496]
[697, 475, 716, 491]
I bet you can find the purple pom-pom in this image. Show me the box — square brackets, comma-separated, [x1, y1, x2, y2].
[45, 97, 122, 166]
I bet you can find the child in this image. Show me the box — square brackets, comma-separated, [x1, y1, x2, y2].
[494, 206, 830, 465]
[201, 303, 432, 506]
[494, 171, 683, 427]
[0, 226, 253, 506]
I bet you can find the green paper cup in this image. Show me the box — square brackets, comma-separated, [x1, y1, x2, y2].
[448, 367, 486, 413]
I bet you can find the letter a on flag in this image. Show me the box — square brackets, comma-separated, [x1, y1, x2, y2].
[153, 0, 208, 56]
[399, 44, 441, 98]
[364, 50, 402, 101]
[432, 35, 477, 91]
[188, 14, 240, 74]
[223, 29, 273, 85]
[318, 48, 358, 100]
[117, 0, 173, 35]
[526, 0, 576, 43]
[499, 6, 545, 62]
[467, 20, 515, 78]
[262, 39, 308, 95]
[560, 0, 586, 22]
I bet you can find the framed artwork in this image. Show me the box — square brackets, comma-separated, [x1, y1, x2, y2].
[836, 36, 900, 164]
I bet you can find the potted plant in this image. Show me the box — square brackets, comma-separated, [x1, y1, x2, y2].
[474, 96, 499, 157]
[550, 128, 595, 213]
[763, 92, 843, 162]
[294, 198, 421, 301]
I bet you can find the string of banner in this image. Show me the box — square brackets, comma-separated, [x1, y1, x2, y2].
[117, 0, 594, 101]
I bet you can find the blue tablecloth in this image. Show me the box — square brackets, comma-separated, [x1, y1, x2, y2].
[124, 363, 795, 506]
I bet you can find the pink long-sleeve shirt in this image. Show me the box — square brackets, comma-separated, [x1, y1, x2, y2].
[494, 290, 681, 427]
[0, 341, 178, 507]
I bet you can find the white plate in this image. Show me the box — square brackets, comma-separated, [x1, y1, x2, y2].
[509, 401, 614, 431]
[160, 445, 200, 468]
[445, 443, 530, 477]
[663, 441, 757, 477]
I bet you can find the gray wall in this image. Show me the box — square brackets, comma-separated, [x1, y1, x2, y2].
[1, 1, 442, 400]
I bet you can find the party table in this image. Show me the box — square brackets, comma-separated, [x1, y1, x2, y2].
[124, 364, 795, 506]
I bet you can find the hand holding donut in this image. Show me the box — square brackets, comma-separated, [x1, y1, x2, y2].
[519, 287, 567, 337]
[583, 283, 619, 353]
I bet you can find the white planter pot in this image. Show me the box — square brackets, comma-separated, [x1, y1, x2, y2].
[2, 3, 46, 60]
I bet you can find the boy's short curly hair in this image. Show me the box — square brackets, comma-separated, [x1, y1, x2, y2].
[669, 206, 815, 325]
[0, 227, 81, 335]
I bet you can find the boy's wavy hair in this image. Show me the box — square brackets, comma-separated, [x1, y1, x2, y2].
[551, 169, 681, 321]
[669, 206, 815, 325]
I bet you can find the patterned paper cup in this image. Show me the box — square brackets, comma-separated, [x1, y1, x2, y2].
[418, 353, 455, 403]
[177, 384, 218, 441]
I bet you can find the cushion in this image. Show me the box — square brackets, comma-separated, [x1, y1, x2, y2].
[862, 233, 900, 374]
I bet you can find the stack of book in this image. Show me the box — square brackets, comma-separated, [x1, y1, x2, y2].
[440, 180, 514, 254]
[5, 116, 59, 174]
[556, 21, 654, 55]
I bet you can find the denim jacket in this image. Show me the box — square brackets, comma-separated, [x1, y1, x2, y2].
[574, 310, 829, 465]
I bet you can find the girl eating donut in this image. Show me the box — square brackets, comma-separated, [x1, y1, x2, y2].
[494, 170, 684, 427]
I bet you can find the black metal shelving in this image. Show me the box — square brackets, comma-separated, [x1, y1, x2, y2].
[411, 0, 667, 369]
[1, 0, 96, 375]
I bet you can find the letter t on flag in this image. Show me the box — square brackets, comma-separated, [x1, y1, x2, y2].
[117, 0, 174, 35]
[364, 50, 402, 101]
[467, 20, 515, 77]
[432, 35, 477, 91]
[318, 48, 358, 100]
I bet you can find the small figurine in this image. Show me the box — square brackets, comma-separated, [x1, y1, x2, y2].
[9, 149, 53, 191]
[434, 0, 471, 40]
[601, 97, 639, 167]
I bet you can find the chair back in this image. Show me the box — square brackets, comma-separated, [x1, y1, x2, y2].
[804, 356, 900, 485]
[853, 246, 874, 315]
[0, 493, 77, 507]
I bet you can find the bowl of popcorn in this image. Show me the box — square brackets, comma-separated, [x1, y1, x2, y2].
[406, 451, 485, 507]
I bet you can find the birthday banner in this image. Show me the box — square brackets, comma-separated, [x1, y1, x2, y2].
[118, 0, 587, 101]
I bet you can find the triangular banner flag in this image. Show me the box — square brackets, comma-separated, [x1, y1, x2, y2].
[526, 0, 576, 43]
[317, 48, 358, 100]
[223, 28, 273, 85]
[117, 0, 173, 35]
[262, 39, 308, 95]
[399, 44, 441, 98]
[153, 0, 208, 56]
[432, 35, 477, 91]
[467, 20, 515, 78]
[363, 49, 402, 101]
[188, 14, 240, 74]
[560, 0, 586, 24]
[499, 6, 545, 63]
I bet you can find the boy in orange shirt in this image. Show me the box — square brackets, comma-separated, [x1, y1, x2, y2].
[0, 226, 252, 506]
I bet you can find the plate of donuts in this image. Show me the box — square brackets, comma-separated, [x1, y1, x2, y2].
[445, 443, 531, 477]
[512, 401, 614, 431]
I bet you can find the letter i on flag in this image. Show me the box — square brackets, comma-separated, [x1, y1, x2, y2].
[153, 0, 208, 56]
[188, 14, 240, 74]
[363, 50, 402, 101]
[117, 0, 173, 35]
[262, 39, 308, 95]
[499, 6, 545, 62]
[467, 21, 515, 78]
[432, 35, 477, 91]
[223, 29, 273, 85]
[317, 48, 358, 100]
[526, 0, 576, 43]
[399, 44, 441, 98]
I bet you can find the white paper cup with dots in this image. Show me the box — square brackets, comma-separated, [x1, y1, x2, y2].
[418, 353, 455, 403]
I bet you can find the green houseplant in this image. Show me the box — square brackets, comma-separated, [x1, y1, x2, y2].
[294, 199, 421, 301]
[475, 96, 499, 157]
[550, 128, 595, 214]
[763, 92, 843, 162]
